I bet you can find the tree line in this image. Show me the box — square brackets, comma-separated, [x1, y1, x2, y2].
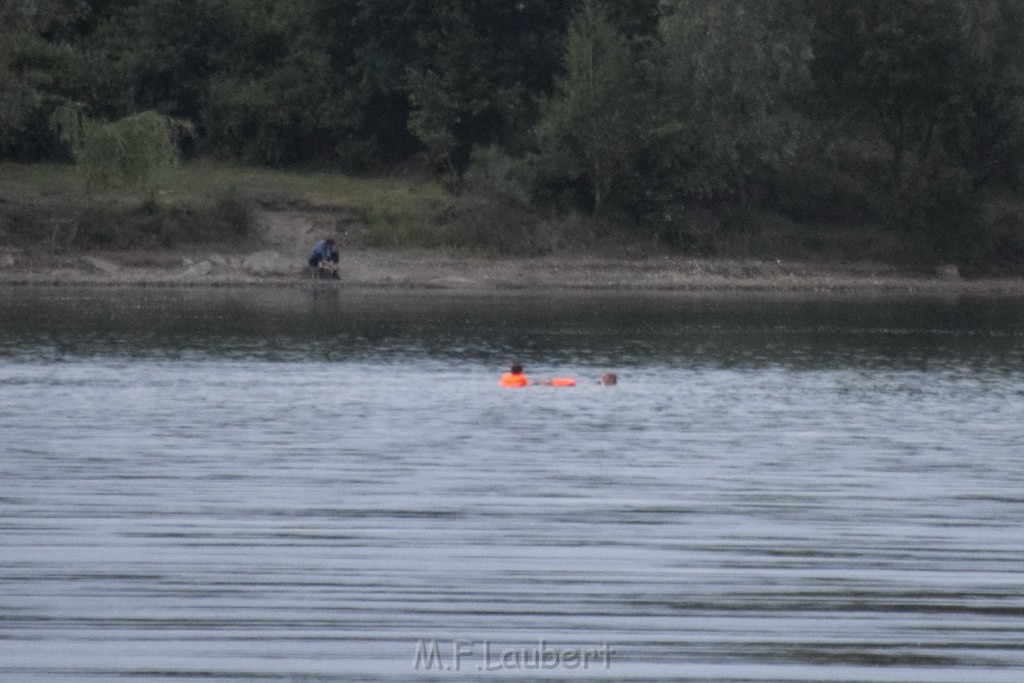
[3, 0, 1024, 262]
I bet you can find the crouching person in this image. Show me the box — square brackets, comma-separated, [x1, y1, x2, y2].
[308, 238, 340, 279]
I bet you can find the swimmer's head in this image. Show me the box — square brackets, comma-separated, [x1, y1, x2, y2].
[510, 363, 524, 375]
[599, 372, 618, 385]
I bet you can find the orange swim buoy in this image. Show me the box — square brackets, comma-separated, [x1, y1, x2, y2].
[499, 372, 528, 387]
[548, 377, 577, 387]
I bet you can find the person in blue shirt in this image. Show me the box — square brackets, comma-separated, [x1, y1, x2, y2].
[307, 238, 340, 279]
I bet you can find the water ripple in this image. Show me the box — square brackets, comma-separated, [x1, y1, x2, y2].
[2, 290, 1024, 681]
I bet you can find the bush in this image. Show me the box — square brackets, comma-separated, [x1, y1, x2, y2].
[446, 194, 610, 256]
[0, 202, 51, 245]
[438, 195, 532, 255]
[73, 189, 256, 248]
[462, 145, 534, 208]
[768, 136, 890, 224]
[966, 204, 1024, 275]
[52, 108, 191, 194]
[888, 166, 984, 264]
[358, 145, 593, 256]
[207, 187, 255, 239]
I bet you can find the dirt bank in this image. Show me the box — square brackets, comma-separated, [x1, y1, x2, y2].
[4, 244, 1024, 297]
[2, 204, 1023, 296]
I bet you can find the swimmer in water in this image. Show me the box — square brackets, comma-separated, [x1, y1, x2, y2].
[498, 363, 529, 387]
[500, 365, 612, 388]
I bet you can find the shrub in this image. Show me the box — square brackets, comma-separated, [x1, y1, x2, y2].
[462, 145, 534, 208]
[966, 204, 1024, 275]
[888, 166, 984, 264]
[52, 108, 191, 195]
[72, 189, 256, 248]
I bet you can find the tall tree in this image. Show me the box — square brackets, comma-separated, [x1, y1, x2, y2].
[947, 0, 1024, 189]
[200, 0, 345, 163]
[0, 0, 91, 159]
[114, 0, 237, 124]
[534, 0, 649, 213]
[405, 0, 573, 173]
[809, 0, 967, 188]
[656, 0, 814, 202]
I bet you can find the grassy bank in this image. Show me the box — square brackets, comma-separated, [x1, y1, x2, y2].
[0, 161, 450, 250]
[0, 160, 606, 256]
[3, 161, 1024, 274]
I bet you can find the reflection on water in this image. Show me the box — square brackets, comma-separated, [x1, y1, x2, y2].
[2, 287, 1024, 681]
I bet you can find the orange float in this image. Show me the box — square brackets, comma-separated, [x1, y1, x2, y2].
[498, 372, 529, 387]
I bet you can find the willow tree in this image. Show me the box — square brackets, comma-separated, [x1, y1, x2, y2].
[48, 106, 190, 246]
[53, 106, 190, 195]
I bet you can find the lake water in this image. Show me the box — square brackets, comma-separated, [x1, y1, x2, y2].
[2, 286, 1024, 682]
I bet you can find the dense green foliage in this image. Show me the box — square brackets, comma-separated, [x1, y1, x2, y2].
[534, 0, 650, 214]
[3, 0, 1024, 265]
[52, 105, 190, 192]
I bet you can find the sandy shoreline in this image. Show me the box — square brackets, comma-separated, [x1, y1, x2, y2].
[2, 245, 1024, 297]
[5, 200, 1022, 298]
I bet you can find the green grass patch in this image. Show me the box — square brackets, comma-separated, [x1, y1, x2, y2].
[0, 160, 451, 249]
[0, 162, 258, 248]
[0, 162, 78, 199]
[162, 161, 450, 247]
[5, 161, 1024, 270]
[70, 190, 254, 248]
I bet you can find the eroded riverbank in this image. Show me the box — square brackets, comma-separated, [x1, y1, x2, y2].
[2, 246, 1023, 296]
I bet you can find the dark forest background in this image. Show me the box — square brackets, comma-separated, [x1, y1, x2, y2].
[3, 0, 1024, 267]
